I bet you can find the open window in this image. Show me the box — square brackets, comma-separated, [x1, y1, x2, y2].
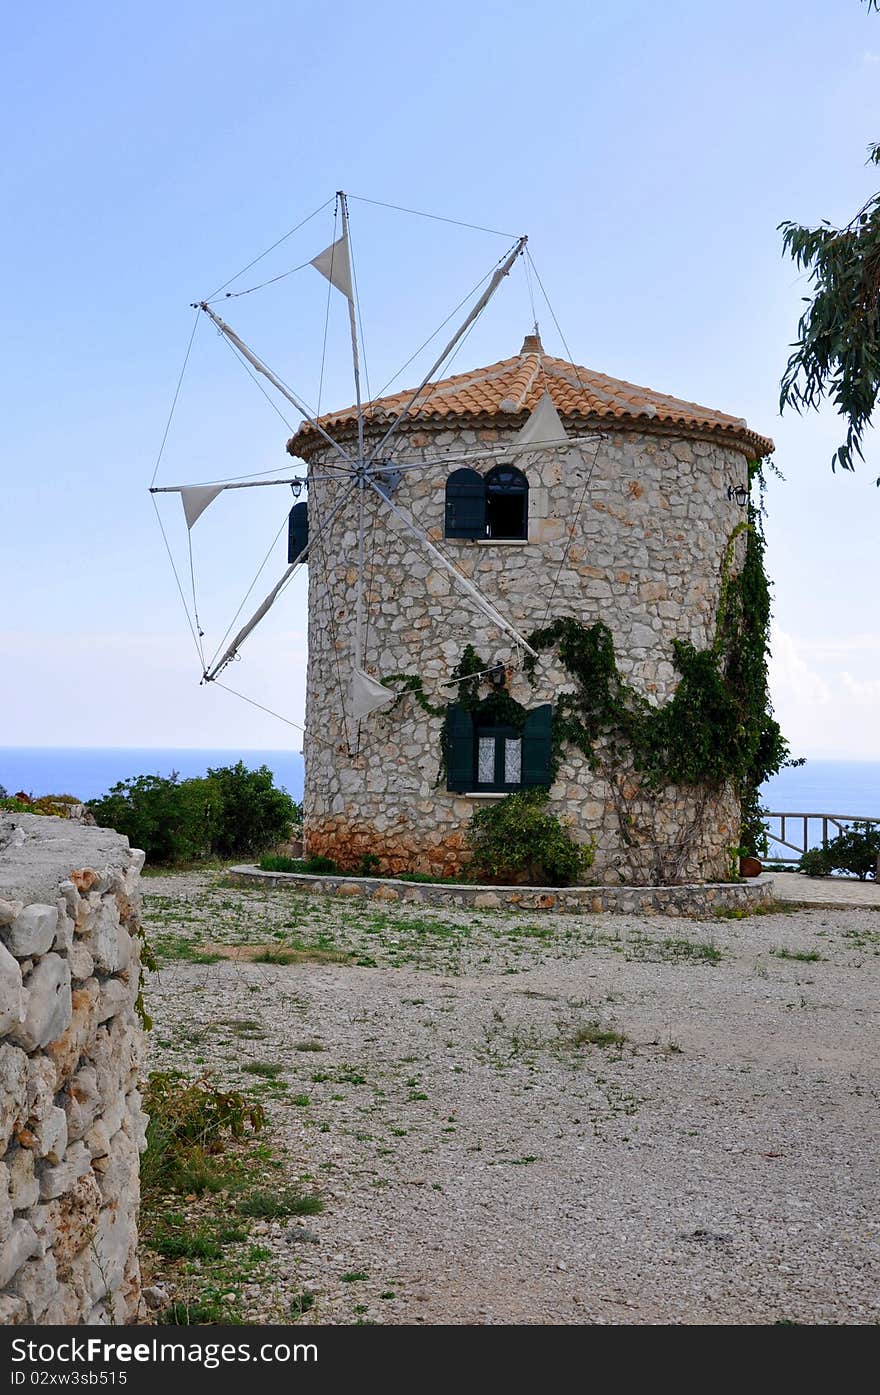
[444, 464, 529, 540]
[485, 464, 528, 540]
[446, 703, 553, 792]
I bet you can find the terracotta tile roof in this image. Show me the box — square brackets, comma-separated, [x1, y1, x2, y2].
[287, 334, 773, 459]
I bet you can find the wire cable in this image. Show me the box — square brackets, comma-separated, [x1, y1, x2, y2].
[149, 493, 206, 669]
[204, 196, 334, 301]
[348, 193, 516, 239]
[150, 310, 200, 486]
[205, 259, 313, 303]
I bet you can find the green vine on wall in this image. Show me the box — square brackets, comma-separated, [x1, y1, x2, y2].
[524, 499, 791, 853]
[381, 477, 792, 857]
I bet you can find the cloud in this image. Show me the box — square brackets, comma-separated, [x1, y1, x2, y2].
[768, 624, 880, 758]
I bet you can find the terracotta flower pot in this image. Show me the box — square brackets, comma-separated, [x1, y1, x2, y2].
[739, 855, 762, 878]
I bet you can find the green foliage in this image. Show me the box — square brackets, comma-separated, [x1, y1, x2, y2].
[88, 763, 298, 866]
[236, 1190, 324, 1219]
[88, 774, 221, 864]
[820, 821, 880, 880]
[141, 1071, 266, 1199]
[206, 761, 300, 857]
[357, 852, 381, 877]
[525, 512, 792, 856]
[779, 6, 880, 478]
[466, 788, 594, 886]
[798, 847, 832, 878]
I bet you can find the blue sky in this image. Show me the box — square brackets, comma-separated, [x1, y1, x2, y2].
[3, 0, 879, 756]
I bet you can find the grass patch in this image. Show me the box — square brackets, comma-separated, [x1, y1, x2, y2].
[570, 1022, 628, 1050]
[340, 1270, 368, 1283]
[295, 1040, 325, 1052]
[771, 947, 823, 963]
[242, 1062, 283, 1079]
[237, 1189, 324, 1219]
[251, 946, 351, 966]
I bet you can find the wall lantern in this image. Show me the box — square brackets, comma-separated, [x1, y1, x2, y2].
[727, 483, 749, 508]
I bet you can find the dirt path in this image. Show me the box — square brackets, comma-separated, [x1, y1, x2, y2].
[141, 872, 880, 1325]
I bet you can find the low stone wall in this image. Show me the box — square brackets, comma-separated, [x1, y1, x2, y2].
[0, 815, 147, 1325]
[229, 865, 774, 917]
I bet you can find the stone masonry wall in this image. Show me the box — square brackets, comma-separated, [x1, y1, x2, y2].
[0, 814, 147, 1325]
[299, 419, 750, 884]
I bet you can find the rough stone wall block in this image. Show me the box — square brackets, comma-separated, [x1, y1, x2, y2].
[0, 814, 146, 1324]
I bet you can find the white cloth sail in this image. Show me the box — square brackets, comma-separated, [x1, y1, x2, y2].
[311, 234, 354, 301]
[180, 484, 225, 530]
[514, 390, 569, 449]
[350, 669, 395, 720]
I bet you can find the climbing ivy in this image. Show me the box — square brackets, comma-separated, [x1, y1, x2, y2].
[525, 499, 792, 852]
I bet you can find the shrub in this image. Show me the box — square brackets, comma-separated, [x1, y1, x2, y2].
[823, 821, 880, 880]
[799, 847, 832, 878]
[206, 761, 300, 858]
[88, 774, 220, 863]
[141, 1071, 265, 1200]
[88, 763, 299, 865]
[466, 789, 594, 886]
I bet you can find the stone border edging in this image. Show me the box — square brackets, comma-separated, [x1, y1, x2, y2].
[227, 866, 775, 917]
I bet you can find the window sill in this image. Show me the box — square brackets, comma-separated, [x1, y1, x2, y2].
[462, 791, 510, 799]
[475, 538, 530, 546]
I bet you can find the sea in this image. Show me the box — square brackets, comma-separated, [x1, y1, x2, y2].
[2, 749, 878, 855]
[0, 748, 305, 803]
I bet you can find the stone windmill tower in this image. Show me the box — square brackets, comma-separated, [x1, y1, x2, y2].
[288, 331, 773, 884]
[158, 198, 772, 885]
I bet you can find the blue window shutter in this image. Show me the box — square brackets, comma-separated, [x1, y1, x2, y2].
[287, 501, 309, 564]
[522, 704, 553, 786]
[445, 468, 486, 538]
[446, 704, 474, 790]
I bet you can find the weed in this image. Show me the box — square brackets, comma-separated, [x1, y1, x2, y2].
[237, 1190, 324, 1219]
[340, 1271, 368, 1283]
[242, 1062, 283, 1079]
[290, 1291, 316, 1320]
[570, 1022, 628, 1050]
[771, 947, 823, 963]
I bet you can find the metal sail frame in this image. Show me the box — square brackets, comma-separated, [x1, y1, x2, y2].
[156, 191, 560, 732]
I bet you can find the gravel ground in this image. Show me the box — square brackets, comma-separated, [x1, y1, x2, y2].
[142, 871, 880, 1325]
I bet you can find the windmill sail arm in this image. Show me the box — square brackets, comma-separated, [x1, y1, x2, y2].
[204, 480, 357, 680]
[205, 563, 301, 681]
[367, 480, 538, 659]
[198, 303, 354, 466]
[369, 236, 527, 459]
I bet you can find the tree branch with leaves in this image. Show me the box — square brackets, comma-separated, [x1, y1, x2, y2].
[779, 0, 880, 477]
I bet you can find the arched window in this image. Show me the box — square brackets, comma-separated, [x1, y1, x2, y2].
[484, 465, 528, 540]
[444, 468, 486, 538]
[444, 464, 530, 540]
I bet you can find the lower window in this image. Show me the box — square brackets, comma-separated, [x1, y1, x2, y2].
[446, 702, 552, 793]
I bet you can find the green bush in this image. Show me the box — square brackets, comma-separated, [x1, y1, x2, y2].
[799, 824, 880, 879]
[206, 761, 300, 858]
[466, 789, 594, 886]
[798, 847, 831, 878]
[88, 774, 220, 864]
[88, 763, 300, 865]
[824, 822, 880, 880]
